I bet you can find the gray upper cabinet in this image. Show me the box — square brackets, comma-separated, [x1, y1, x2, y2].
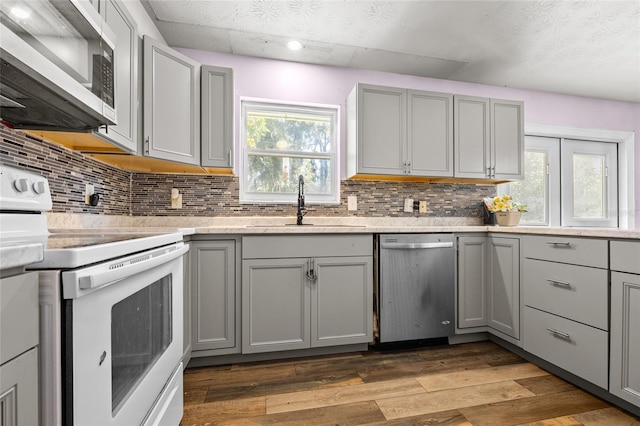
[346, 83, 453, 177]
[143, 35, 200, 165]
[87, 0, 139, 153]
[201, 65, 234, 169]
[408, 90, 454, 177]
[347, 84, 405, 176]
[454, 95, 524, 180]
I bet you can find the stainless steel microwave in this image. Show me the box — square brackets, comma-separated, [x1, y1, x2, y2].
[0, 0, 117, 130]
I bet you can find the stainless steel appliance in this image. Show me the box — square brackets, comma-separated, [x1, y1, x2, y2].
[0, 164, 52, 426]
[378, 234, 455, 343]
[0, 0, 117, 130]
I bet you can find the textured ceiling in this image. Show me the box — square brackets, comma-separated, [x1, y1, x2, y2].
[143, 0, 640, 103]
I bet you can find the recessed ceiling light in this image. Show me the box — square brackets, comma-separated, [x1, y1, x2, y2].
[287, 40, 303, 51]
[10, 6, 30, 19]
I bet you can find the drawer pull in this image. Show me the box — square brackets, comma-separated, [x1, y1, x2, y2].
[546, 241, 571, 247]
[547, 279, 572, 289]
[547, 328, 571, 340]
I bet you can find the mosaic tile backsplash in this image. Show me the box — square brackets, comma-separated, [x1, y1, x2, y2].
[1, 125, 495, 218]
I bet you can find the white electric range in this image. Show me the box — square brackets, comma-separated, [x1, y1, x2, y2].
[1, 164, 187, 426]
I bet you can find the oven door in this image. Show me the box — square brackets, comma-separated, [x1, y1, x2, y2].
[65, 243, 187, 426]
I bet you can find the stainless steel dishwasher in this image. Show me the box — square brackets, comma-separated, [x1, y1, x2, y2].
[378, 234, 455, 343]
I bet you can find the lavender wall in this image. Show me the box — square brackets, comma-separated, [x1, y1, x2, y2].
[179, 48, 640, 227]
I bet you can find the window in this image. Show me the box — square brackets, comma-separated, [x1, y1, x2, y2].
[503, 136, 618, 228]
[241, 100, 339, 204]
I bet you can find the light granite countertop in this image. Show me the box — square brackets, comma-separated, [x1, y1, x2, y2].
[44, 214, 640, 240]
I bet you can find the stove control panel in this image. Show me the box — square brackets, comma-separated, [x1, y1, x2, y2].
[0, 164, 52, 212]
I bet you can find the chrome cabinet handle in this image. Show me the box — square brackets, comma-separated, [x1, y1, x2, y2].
[547, 279, 572, 289]
[546, 241, 571, 247]
[305, 258, 317, 283]
[547, 328, 571, 340]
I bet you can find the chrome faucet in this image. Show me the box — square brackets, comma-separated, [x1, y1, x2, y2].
[296, 175, 306, 225]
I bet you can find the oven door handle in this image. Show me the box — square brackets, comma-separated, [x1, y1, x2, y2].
[75, 243, 189, 292]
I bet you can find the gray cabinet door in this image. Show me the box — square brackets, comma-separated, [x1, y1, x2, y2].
[408, 90, 454, 177]
[0, 348, 38, 426]
[457, 236, 488, 329]
[491, 99, 524, 180]
[96, 0, 138, 153]
[242, 258, 311, 354]
[191, 241, 237, 352]
[487, 237, 520, 340]
[610, 271, 640, 407]
[143, 36, 200, 165]
[454, 95, 490, 179]
[201, 65, 233, 168]
[355, 84, 406, 175]
[313, 256, 373, 347]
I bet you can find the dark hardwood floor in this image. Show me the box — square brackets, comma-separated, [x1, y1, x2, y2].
[180, 341, 640, 425]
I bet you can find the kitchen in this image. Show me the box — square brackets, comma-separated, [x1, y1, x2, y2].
[0, 0, 639, 425]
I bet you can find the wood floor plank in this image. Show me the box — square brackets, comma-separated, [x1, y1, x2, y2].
[416, 362, 549, 392]
[364, 408, 473, 425]
[216, 400, 386, 425]
[570, 407, 640, 425]
[203, 372, 364, 403]
[459, 389, 610, 426]
[357, 355, 494, 383]
[515, 417, 584, 426]
[516, 375, 578, 396]
[265, 377, 426, 414]
[181, 396, 266, 425]
[376, 380, 536, 420]
[184, 363, 296, 391]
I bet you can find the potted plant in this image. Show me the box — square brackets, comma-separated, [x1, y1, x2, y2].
[483, 195, 528, 226]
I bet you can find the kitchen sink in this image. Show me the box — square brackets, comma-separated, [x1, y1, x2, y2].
[245, 224, 366, 228]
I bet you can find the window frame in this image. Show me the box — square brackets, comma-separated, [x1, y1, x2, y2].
[239, 99, 340, 205]
[500, 124, 634, 229]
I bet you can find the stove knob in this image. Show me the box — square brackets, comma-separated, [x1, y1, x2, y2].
[13, 178, 29, 192]
[33, 181, 47, 194]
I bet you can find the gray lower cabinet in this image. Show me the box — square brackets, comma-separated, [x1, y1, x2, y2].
[457, 236, 488, 329]
[143, 35, 200, 165]
[456, 235, 520, 342]
[522, 235, 609, 389]
[190, 240, 240, 356]
[610, 240, 640, 408]
[201, 65, 234, 168]
[242, 235, 373, 354]
[0, 273, 39, 426]
[487, 236, 520, 340]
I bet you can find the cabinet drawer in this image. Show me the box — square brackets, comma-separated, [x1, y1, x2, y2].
[610, 240, 640, 274]
[522, 259, 608, 330]
[523, 306, 608, 389]
[243, 235, 373, 259]
[522, 235, 607, 268]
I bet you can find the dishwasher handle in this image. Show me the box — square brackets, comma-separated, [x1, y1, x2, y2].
[380, 241, 454, 250]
